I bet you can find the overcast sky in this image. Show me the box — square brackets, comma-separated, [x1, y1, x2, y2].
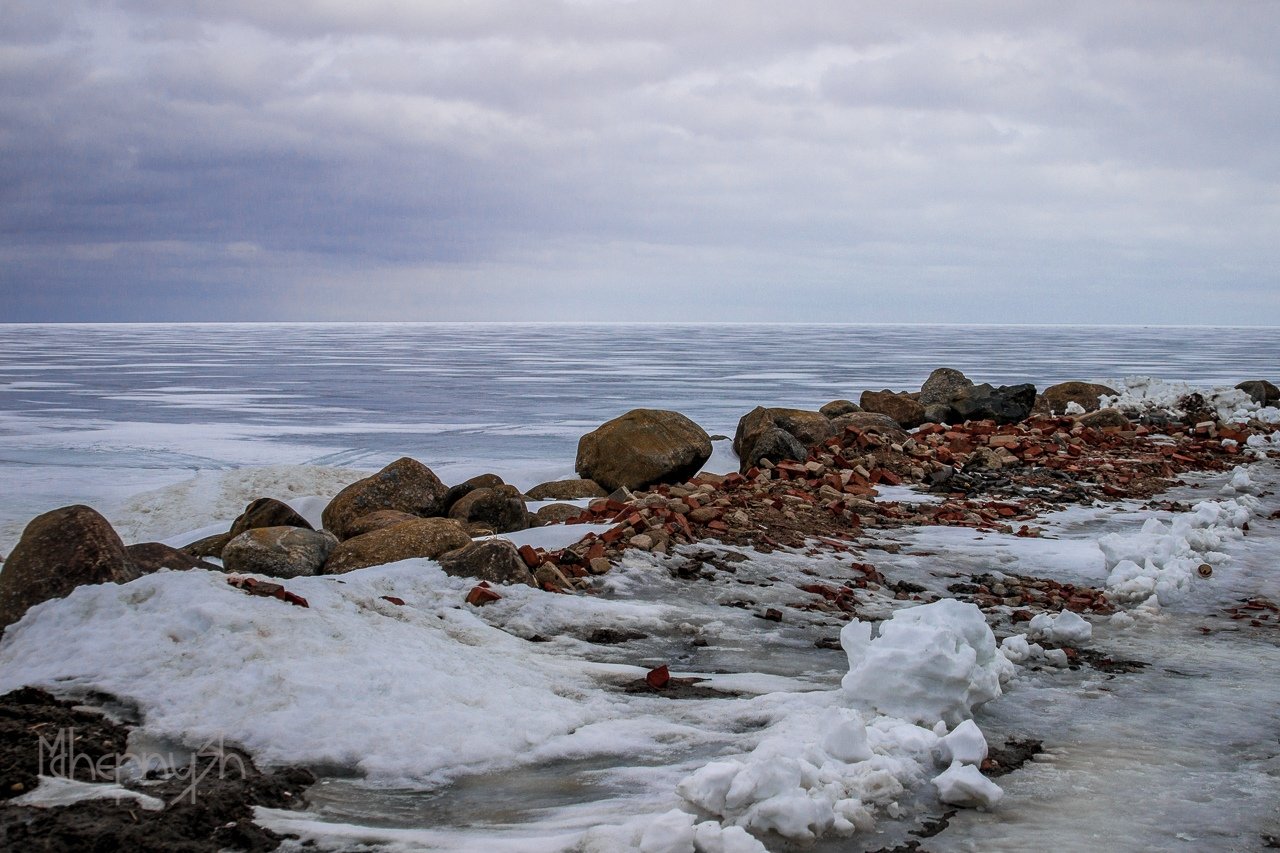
[2, 1, 1277, 323]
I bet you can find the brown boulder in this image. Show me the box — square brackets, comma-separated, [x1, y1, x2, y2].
[447, 485, 529, 534]
[859, 390, 926, 429]
[222, 527, 338, 578]
[829, 411, 909, 441]
[228, 498, 313, 538]
[322, 517, 471, 574]
[344, 510, 421, 539]
[444, 473, 507, 514]
[181, 532, 233, 560]
[126, 542, 219, 573]
[819, 400, 861, 418]
[437, 539, 536, 587]
[576, 409, 712, 492]
[1036, 382, 1119, 415]
[525, 479, 608, 501]
[0, 506, 140, 629]
[321, 458, 450, 540]
[1236, 380, 1279, 407]
[534, 503, 585, 525]
[1077, 408, 1131, 429]
[739, 424, 809, 472]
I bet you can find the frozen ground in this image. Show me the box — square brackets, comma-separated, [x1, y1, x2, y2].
[2, 460, 1276, 851]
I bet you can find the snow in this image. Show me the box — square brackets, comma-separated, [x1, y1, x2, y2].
[932, 762, 1003, 808]
[841, 599, 1015, 727]
[12, 776, 166, 812]
[1101, 474, 1261, 609]
[1025, 610, 1093, 645]
[1100, 376, 1279, 424]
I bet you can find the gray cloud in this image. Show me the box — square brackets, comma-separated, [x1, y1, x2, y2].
[1, 0, 1277, 322]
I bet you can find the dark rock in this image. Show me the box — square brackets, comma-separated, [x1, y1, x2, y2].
[221, 527, 338, 578]
[321, 458, 450, 540]
[525, 479, 608, 501]
[0, 506, 139, 629]
[1036, 381, 1119, 415]
[322, 517, 471, 574]
[535, 503, 585, 524]
[228, 498, 313, 539]
[437, 539, 536, 587]
[922, 403, 953, 425]
[447, 485, 528, 534]
[1236, 380, 1279, 407]
[180, 532, 233, 560]
[576, 409, 712, 492]
[819, 399, 861, 418]
[951, 383, 1037, 424]
[858, 390, 926, 429]
[734, 407, 834, 468]
[1078, 407, 1131, 429]
[126, 542, 219, 573]
[343, 509, 421, 538]
[740, 424, 809, 472]
[919, 368, 973, 406]
[443, 473, 507, 514]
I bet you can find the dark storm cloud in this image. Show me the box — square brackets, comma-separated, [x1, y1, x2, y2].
[1, 0, 1277, 321]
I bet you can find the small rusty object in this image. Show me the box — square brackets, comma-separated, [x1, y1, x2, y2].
[381, 596, 406, 606]
[465, 585, 502, 606]
[645, 665, 670, 690]
[1197, 564, 1213, 578]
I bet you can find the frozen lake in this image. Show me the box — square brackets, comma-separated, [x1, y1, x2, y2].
[1, 323, 1278, 851]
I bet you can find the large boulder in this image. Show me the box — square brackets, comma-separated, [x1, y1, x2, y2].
[222, 527, 338, 578]
[740, 424, 809, 472]
[1078, 407, 1131, 429]
[576, 409, 712, 492]
[437, 539, 537, 587]
[1236, 380, 1279, 407]
[525, 479, 608, 501]
[181, 532, 233, 560]
[0, 506, 140, 629]
[734, 407, 834, 464]
[322, 458, 450, 540]
[919, 368, 974, 407]
[859, 390, 926, 430]
[322, 517, 471, 575]
[951, 383, 1037, 425]
[1036, 382, 1119, 416]
[447, 485, 529, 534]
[126, 542, 219, 573]
[443, 473, 506, 514]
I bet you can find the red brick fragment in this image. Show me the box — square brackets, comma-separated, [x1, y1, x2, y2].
[646, 665, 671, 689]
[466, 585, 502, 606]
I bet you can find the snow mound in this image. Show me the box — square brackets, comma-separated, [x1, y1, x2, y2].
[933, 761, 1003, 808]
[111, 464, 367, 543]
[1100, 377, 1278, 424]
[841, 599, 1014, 727]
[1101, 475, 1261, 608]
[1025, 609, 1092, 645]
[0, 562, 617, 786]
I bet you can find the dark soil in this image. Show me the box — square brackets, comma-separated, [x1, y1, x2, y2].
[0, 689, 314, 852]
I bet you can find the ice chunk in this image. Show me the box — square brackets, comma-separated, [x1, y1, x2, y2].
[938, 720, 988, 766]
[637, 809, 697, 853]
[933, 761, 1003, 808]
[841, 599, 1014, 727]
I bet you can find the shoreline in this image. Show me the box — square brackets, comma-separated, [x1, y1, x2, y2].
[1, 372, 1278, 851]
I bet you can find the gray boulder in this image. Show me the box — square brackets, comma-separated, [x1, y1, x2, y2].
[126, 542, 219, 573]
[447, 485, 529, 534]
[323, 517, 471, 574]
[1236, 380, 1279, 407]
[221, 527, 338, 578]
[919, 368, 973, 407]
[437, 539, 537, 587]
[525, 479, 608, 501]
[951, 383, 1037, 424]
[740, 424, 809, 472]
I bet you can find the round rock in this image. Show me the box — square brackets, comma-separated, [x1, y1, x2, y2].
[222, 527, 338, 579]
[575, 409, 712, 492]
[322, 458, 450, 540]
[322, 517, 471, 575]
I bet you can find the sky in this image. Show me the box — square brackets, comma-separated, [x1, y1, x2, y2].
[1, 1, 1277, 323]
